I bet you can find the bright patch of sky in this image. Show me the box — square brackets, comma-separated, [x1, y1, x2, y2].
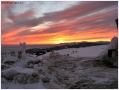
[12, 1, 80, 18]
[76, 5, 117, 21]
[30, 21, 52, 32]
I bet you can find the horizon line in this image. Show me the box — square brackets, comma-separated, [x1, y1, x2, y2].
[1, 41, 110, 45]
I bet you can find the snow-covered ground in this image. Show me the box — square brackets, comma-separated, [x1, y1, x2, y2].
[1, 44, 118, 89]
[38, 45, 108, 59]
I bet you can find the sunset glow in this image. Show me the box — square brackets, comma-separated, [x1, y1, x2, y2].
[1, 1, 118, 45]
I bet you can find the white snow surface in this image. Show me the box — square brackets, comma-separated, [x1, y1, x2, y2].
[1, 44, 118, 89]
[18, 68, 38, 74]
[2, 81, 46, 89]
[38, 45, 108, 59]
[2, 55, 18, 62]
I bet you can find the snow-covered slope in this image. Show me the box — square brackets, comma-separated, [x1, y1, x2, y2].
[38, 45, 108, 59]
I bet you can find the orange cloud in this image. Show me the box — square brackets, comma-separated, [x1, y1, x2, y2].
[67, 29, 117, 42]
[2, 28, 27, 38]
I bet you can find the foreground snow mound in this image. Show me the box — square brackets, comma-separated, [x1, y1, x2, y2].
[2, 68, 18, 81]
[14, 68, 39, 84]
[2, 82, 46, 89]
[67, 57, 118, 89]
[2, 55, 18, 65]
[2, 67, 39, 84]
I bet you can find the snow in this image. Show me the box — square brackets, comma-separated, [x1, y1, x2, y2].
[1, 81, 46, 89]
[89, 76, 109, 84]
[18, 68, 38, 75]
[2, 66, 23, 72]
[38, 45, 108, 59]
[3, 55, 18, 62]
[2, 68, 18, 80]
[1, 44, 118, 89]
[2, 67, 39, 82]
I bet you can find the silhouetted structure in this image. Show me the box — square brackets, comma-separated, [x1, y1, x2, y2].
[115, 19, 118, 28]
[108, 49, 117, 57]
[108, 19, 118, 58]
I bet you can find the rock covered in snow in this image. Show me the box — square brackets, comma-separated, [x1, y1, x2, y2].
[2, 68, 18, 81]
[2, 52, 18, 64]
[13, 68, 39, 84]
[1, 66, 39, 84]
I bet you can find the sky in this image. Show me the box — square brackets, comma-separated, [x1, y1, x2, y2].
[1, 1, 118, 45]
